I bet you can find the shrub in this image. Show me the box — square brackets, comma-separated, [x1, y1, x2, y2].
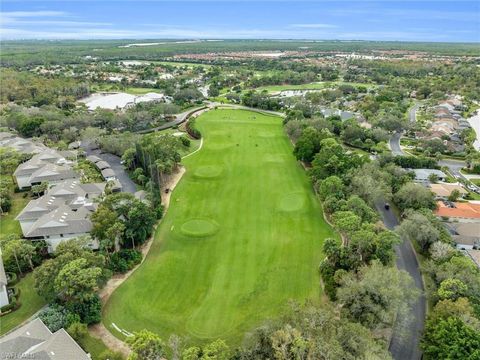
[1, 302, 16, 313]
[68, 295, 102, 325]
[39, 305, 73, 332]
[99, 350, 124, 360]
[67, 322, 88, 341]
[108, 249, 142, 273]
[319, 260, 337, 300]
[180, 136, 191, 147]
[155, 205, 164, 220]
[186, 118, 201, 139]
[6, 272, 18, 285]
[8, 287, 19, 298]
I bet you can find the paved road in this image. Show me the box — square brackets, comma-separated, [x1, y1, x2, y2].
[81, 142, 137, 194]
[439, 158, 480, 192]
[389, 103, 420, 157]
[136, 105, 208, 134]
[390, 132, 404, 156]
[376, 203, 425, 360]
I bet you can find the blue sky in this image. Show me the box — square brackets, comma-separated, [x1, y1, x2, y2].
[1, 1, 479, 42]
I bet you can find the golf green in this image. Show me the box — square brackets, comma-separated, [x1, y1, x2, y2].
[104, 109, 337, 344]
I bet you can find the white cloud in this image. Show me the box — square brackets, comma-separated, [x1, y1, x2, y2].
[290, 23, 338, 29]
[1, 11, 67, 18]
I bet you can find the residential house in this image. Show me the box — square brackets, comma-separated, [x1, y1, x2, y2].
[446, 222, 480, 250]
[412, 169, 447, 182]
[13, 150, 79, 189]
[16, 179, 105, 252]
[429, 183, 467, 199]
[435, 201, 480, 223]
[0, 132, 47, 154]
[0, 318, 90, 360]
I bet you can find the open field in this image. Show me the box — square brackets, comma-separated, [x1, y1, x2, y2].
[0, 273, 46, 335]
[153, 61, 213, 68]
[253, 81, 374, 93]
[104, 109, 336, 344]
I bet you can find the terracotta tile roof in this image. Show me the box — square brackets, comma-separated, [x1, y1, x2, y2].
[435, 201, 480, 219]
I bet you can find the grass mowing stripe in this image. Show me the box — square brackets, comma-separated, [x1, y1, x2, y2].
[104, 109, 337, 345]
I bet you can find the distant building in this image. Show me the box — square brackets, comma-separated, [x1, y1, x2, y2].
[0, 318, 90, 360]
[80, 91, 165, 111]
[0, 132, 47, 154]
[135, 92, 165, 104]
[412, 169, 447, 182]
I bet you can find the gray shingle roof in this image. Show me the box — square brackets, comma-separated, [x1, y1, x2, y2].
[29, 163, 79, 185]
[28, 329, 90, 360]
[95, 161, 110, 170]
[101, 168, 115, 178]
[86, 155, 102, 163]
[16, 196, 65, 221]
[17, 180, 105, 223]
[0, 133, 47, 154]
[0, 318, 90, 360]
[0, 318, 51, 354]
[25, 206, 92, 238]
[413, 169, 447, 181]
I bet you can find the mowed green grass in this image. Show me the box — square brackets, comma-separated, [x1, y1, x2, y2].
[104, 109, 336, 344]
[0, 176, 30, 241]
[0, 273, 46, 335]
[254, 81, 375, 93]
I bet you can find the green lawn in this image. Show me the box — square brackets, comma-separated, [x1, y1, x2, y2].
[0, 177, 30, 241]
[78, 332, 111, 360]
[254, 81, 375, 93]
[104, 109, 336, 345]
[0, 273, 46, 335]
[123, 87, 164, 95]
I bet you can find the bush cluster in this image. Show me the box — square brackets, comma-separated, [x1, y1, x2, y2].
[108, 249, 143, 273]
[186, 118, 201, 139]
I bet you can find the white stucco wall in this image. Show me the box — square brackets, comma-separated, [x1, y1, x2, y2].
[45, 234, 99, 253]
[15, 175, 31, 189]
[0, 284, 9, 308]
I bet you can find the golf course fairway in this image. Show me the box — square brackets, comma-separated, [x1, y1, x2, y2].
[104, 108, 337, 344]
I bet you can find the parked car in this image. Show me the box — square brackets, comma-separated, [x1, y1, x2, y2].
[384, 203, 390, 210]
